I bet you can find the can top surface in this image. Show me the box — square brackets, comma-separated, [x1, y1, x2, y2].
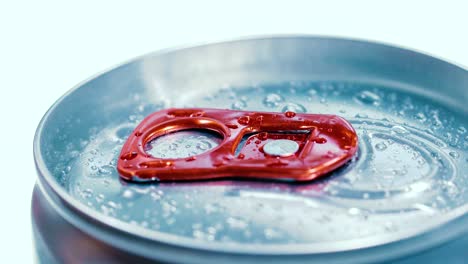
[34, 36, 468, 262]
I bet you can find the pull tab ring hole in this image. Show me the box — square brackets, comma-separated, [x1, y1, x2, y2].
[145, 129, 223, 159]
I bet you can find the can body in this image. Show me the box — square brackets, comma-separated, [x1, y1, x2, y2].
[32, 186, 154, 263]
[32, 36, 468, 263]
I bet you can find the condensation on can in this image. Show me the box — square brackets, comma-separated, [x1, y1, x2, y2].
[32, 36, 468, 263]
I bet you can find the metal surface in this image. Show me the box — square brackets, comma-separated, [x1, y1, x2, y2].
[33, 36, 468, 263]
[146, 129, 222, 159]
[263, 139, 299, 157]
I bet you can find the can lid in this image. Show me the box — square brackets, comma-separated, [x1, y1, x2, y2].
[35, 37, 468, 263]
[263, 139, 299, 157]
[117, 108, 358, 182]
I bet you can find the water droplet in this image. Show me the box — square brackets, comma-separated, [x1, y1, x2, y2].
[139, 160, 173, 168]
[169, 143, 178, 151]
[355, 113, 369, 118]
[375, 142, 388, 151]
[414, 112, 426, 121]
[457, 126, 466, 134]
[81, 188, 93, 198]
[449, 151, 459, 159]
[281, 103, 307, 113]
[204, 203, 219, 214]
[284, 111, 296, 118]
[308, 88, 317, 96]
[258, 132, 268, 140]
[149, 191, 162, 200]
[196, 142, 210, 151]
[348, 207, 361, 215]
[107, 201, 120, 209]
[264, 228, 281, 239]
[121, 152, 138, 160]
[96, 194, 105, 203]
[186, 156, 197, 161]
[313, 137, 327, 144]
[190, 112, 204, 117]
[129, 114, 142, 122]
[226, 123, 238, 129]
[98, 165, 115, 175]
[441, 181, 459, 196]
[391, 125, 409, 135]
[354, 90, 381, 106]
[238, 116, 251, 125]
[263, 93, 284, 108]
[226, 217, 247, 229]
[231, 100, 247, 110]
[122, 189, 134, 199]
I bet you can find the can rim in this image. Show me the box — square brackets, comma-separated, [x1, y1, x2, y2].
[33, 35, 468, 261]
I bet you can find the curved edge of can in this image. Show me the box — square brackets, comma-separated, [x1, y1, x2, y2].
[32, 35, 468, 263]
[33, 170, 468, 263]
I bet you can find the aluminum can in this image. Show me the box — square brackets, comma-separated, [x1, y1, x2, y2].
[32, 36, 468, 263]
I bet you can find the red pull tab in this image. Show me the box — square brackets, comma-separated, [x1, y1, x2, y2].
[117, 108, 358, 182]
